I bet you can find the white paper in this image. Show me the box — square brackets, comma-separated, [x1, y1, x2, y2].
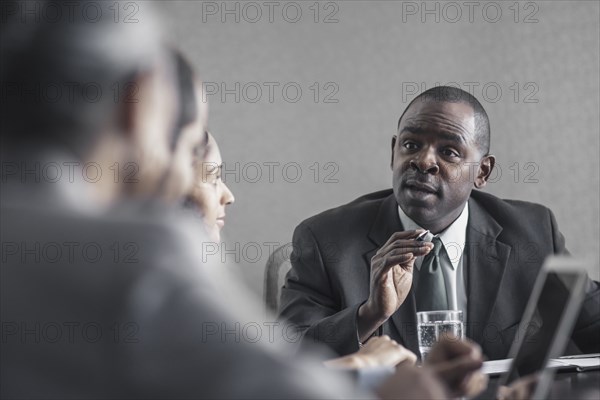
[482, 355, 600, 375]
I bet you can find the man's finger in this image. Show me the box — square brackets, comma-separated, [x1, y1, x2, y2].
[379, 254, 414, 272]
[427, 335, 482, 364]
[376, 254, 415, 268]
[382, 230, 426, 247]
[400, 348, 418, 365]
[386, 246, 431, 256]
[384, 240, 433, 253]
[497, 376, 538, 400]
[376, 242, 432, 263]
[432, 354, 483, 388]
[458, 371, 488, 397]
[380, 238, 432, 255]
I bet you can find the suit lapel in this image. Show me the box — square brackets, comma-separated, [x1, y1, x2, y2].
[363, 194, 419, 353]
[465, 196, 512, 345]
[364, 193, 404, 261]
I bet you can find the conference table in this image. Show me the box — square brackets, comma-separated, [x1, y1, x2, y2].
[477, 370, 600, 399]
[548, 370, 600, 399]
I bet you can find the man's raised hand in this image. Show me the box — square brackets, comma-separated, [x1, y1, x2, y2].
[357, 229, 433, 341]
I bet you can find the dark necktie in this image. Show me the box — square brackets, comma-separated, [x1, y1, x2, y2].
[416, 237, 449, 312]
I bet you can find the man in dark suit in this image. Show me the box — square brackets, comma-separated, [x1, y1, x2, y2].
[279, 86, 600, 360]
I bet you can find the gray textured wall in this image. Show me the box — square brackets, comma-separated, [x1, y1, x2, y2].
[153, 0, 600, 292]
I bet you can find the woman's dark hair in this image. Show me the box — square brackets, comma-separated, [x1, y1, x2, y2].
[170, 48, 198, 150]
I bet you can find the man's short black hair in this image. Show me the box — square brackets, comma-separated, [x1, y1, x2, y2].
[397, 86, 491, 155]
[0, 0, 162, 156]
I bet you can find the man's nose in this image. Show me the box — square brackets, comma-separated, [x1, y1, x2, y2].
[410, 148, 439, 174]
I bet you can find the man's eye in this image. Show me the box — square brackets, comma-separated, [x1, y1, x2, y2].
[441, 148, 459, 158]
[403, 142, 418, 150]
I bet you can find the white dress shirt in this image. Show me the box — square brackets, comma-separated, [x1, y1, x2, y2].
[398, 204, 468, 320]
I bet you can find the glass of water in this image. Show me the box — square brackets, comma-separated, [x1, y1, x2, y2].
[417, 310, 464, 361]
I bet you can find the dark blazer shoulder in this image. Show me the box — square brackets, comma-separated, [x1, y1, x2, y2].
[470, 190, 552, 216]
[469, 190, 559, 246]
[470, 190, 555, 223]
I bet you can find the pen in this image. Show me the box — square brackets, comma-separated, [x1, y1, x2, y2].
[416, 230, 430, 242]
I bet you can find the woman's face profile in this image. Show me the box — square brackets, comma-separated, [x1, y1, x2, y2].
[187, 132, 235, 241]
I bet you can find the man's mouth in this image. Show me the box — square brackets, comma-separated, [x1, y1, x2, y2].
[403, 179, 439, 195]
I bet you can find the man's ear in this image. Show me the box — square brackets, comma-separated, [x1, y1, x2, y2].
[390, 135, 397, 170]
[474, 155, 496, 188]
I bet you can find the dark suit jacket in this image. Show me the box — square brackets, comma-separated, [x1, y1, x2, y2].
[279, 189, 600, 360]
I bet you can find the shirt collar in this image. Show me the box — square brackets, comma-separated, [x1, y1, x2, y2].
[397, 202, 469, 270]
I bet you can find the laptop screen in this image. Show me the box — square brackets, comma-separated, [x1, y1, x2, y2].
[503, 270, 581, 385]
